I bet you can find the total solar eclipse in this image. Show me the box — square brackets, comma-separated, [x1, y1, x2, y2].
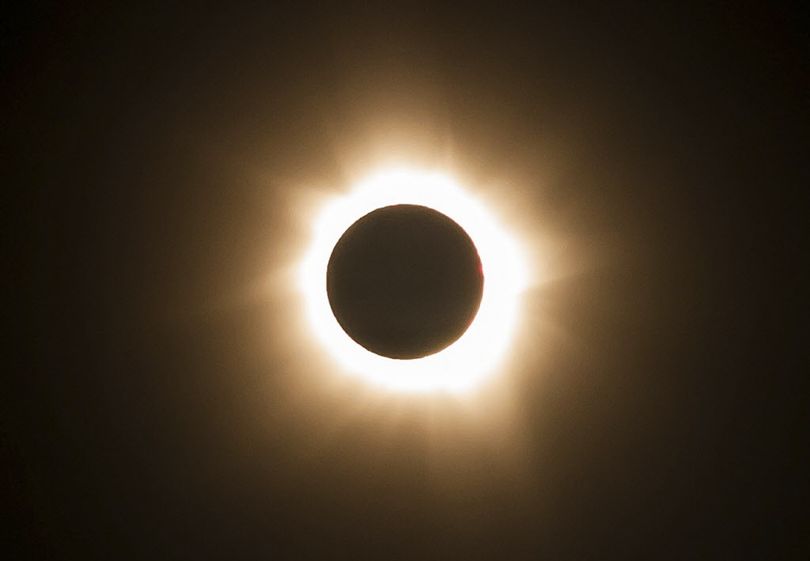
[300, 169, 526, 392]
[326, 204, 484, 360]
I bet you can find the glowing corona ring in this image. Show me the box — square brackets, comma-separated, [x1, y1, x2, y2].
[300, 169, 527, 393]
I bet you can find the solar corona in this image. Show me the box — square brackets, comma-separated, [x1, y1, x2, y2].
[299, 169, 528, 393]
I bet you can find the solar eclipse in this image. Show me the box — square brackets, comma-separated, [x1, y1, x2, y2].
[326, 204, 484, 360]
[10, 6, 798, 557]
[300, 169, 528, 393]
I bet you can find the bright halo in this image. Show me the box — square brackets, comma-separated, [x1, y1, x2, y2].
[299, 168, 528, 393]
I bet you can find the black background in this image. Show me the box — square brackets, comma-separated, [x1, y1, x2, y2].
[4, 3, 806, 559]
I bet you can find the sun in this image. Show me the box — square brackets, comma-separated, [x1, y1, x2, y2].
[299, 168, 528, 393]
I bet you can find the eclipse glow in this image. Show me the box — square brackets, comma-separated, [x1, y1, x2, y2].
[299, 169, 528, 393]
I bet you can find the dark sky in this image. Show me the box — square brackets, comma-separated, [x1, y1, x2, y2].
[5, 3, 806, 559]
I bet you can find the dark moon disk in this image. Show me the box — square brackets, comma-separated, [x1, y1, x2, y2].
[327, 204, 484, 360]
